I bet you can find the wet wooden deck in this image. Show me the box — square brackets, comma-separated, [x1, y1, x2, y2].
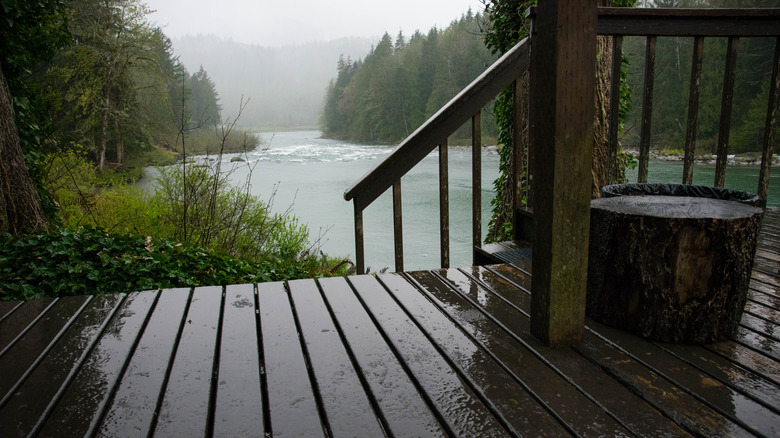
[0, 210, 778, 437]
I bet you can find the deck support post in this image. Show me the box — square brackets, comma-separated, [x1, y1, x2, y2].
[529, 0, 596, 345]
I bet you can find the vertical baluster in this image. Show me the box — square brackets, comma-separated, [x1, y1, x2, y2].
[439, 139, 450, 269]
[638, 36, 657, 183]
[392, 180, 403, 272]
[608, 35, 623, 185]
[472, 112, 482, 265]
[354, 204, 364, 275]
[758, 37, 780, 204]
[683, 36, 704, 185]
[715, 36, 740, 188]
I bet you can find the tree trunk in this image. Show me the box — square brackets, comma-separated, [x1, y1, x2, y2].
[587, 195, 763, 343]
[99, 91, 109, 169]
[592, 31, 614, 198]
[115, 114, 124, 164]
[0, 65, 48, 234]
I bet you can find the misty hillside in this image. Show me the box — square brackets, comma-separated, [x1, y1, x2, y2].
[172, 35, 375, 129]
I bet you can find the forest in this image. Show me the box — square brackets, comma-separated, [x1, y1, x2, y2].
[623, 0, 780, 154]
[322, 0, 780, 156]
[0, 0, 349, 301]
[320, 10, 498, 144]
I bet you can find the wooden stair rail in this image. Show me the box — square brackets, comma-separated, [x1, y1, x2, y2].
[344, 38, 531, 274]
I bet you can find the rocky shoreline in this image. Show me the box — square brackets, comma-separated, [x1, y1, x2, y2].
[624, 148, 780, 166]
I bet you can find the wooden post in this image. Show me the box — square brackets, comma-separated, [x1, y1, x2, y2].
[758, 37, 780, 203]
[607, 35, 623, 186]
[472, 112, 482, 264]
[683, 36, 704, 185]
[354, 204, 364, 274]
[638, 36, 656, 183]
[512, 77, 528, 241]
[714, 36, 740, 188]
[439, 139, 450, 268]
[529, 0, 597, 345]
[392, 180, 403, 272]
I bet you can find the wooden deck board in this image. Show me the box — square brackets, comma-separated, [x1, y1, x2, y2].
[317, 276, 444, 437]
[96, 288, 190, 437]
[257, 281, 322, 437]
[380, 272, 572, 436]
[38, 291, 158, 438]
[348, 274, 510, 437]
[212, 284, 264, 438]
[287, 279, 382, 437]
[0, 294, 123, 437]
[0, 211, 777, 436]
[464, 265, 692, 437]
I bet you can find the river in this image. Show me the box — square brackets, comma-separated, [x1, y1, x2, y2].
[140, 130, 779, 271]
[142, 130, 502, 271]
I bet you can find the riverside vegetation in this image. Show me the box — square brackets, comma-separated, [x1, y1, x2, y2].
[0, 0, 351, 301]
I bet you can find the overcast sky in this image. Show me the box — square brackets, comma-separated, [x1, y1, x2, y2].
[145, 0, 485, 47]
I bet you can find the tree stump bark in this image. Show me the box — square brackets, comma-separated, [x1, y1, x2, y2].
[587, 195, 763, 343]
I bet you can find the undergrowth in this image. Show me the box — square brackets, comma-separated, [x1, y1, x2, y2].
[0, 227, 351, 301]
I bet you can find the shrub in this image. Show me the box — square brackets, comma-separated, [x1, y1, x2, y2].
[149, 163, 311, 262]
[0, 226, 353, 301]
[0, 227, 248, 300]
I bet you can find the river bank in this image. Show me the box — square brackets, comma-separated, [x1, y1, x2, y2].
[625, 148, 780, 166]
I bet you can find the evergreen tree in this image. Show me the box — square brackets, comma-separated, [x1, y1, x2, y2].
[320, 14, 497, 143]
[49, 0, 158, 167]
[187, 66, 222, 129]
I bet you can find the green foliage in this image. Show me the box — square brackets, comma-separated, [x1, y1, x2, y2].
[1, 0, 352, 301]
[321, 12, 498, 143]
[6, 152, 354, 301]
[659, 147, 685, 156]
[169, 128, 261, 156]
[149, 163, 311, 263]
[43, 150, 313, 264]
[36, 0, 224, 168]
[0, 227, 324, 301]
[0, 0, 71, 219]
[186, 66, 222, 129]
[482, 0, 535, 243]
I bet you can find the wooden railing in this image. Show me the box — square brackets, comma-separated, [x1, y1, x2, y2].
[597, 8, 780, 199]
[343, 38, 531, 274]
[344, 8, 780, 275]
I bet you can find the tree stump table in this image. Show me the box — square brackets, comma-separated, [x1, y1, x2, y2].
[586, 185, 764, 343]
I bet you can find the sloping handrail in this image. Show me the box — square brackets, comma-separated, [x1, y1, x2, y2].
[344, 38, 530, 212]
[343, 37, 530, 274]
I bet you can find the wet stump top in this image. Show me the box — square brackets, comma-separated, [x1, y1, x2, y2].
[587, 195, 764, 343]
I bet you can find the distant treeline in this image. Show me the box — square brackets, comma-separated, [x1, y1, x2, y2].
[320, 10, 498, 144]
